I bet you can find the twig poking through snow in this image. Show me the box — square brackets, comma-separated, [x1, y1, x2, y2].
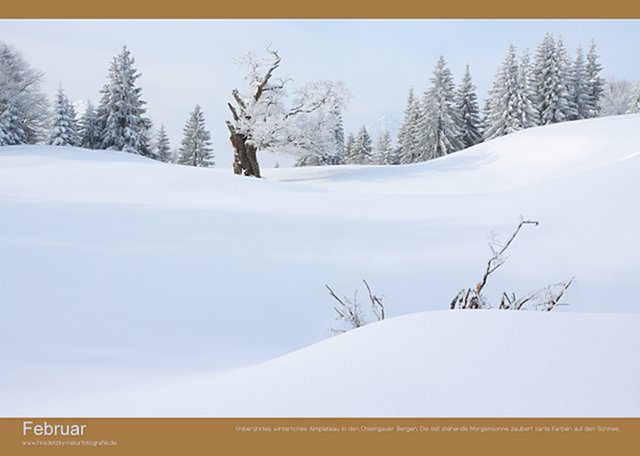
[451, 217, 573, 311]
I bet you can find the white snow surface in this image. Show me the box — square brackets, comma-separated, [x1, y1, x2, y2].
[1, 114, 639, 416]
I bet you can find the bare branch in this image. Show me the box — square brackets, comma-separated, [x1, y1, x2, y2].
[231, 89, 246, 111]
[450, 218, 572, 312]
[254, 50, 281, 102]
[326, 284, 347, 308]
[227, 103, 240, 122]
[363, 279, 385, 321]
[476, 218, 539, 294]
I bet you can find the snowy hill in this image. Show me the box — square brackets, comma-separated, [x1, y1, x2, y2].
[1, 114, 639, 416]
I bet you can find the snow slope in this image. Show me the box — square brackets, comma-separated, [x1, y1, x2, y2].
[1, 114, 639, 416]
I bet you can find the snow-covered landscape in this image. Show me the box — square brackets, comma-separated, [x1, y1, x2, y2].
[1, 114, 639, 416]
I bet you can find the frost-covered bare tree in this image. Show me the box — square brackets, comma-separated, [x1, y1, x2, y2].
[450, 218, 573, 311]
[327, 280, 385, 334]
[599, 76, 635, 116]
[0, 42, 49, 145]
[627, 83, 640, 114]
[226, 49, 349, 177]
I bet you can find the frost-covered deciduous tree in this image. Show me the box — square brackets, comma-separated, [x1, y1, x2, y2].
[0, 42, 49, 145]
[599, 77, 634, 116]
[96, 46, 152, 156]
[294, 104, 346, 166]
[586, 41, 605, 118]
[47, 87, 80, 147]
[419, 56, 463, 160]
[178, 105, 214, 167]
[627, 83, 640, 114]
[79, 101, 101, 149]
[373, 127, 396, 165]
[152, 125, 172, 163]
[226, 49, 349, 177]
[397, 88, 422, 164]
[455, 64, 482, 149]
[533, 33, 573, 125]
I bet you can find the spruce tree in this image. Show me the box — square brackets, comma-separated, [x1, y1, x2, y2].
[332, 105, 346, 165]
[568, 46, 591, 120]
[153, 125, 172, 162]
[79, 101, 101, 149]
[349, 126, 373, 164]
[485, 45, 521, 140]
[455, 64, 482, 148]
[96, 46, 152, 155]
[47, 87, 81, 147]
[373, 128, 395, 165]
[533, 33, 572, 125]
[516, 50, 538, 129]
[178, 105, 214, 167]
[585, 41, 605, 118]
[0, 104, 26, 146]
[397, 88, 422, 164]
[344, 132, 357, 164]
[419, 56, 463, 160]
[556, 37, 578, 120]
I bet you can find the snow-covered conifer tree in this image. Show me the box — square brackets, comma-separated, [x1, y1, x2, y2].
[484, 45, 522, 140]
[348, 126, 372, 164]
[533, 33, 573, 125]
[373, 128, 395, 165]
[455, 64, 482, 148]
[585, 41, 605, 118]
[397, 88, 422, 164]
[178, 105, 214, 167]
[47, 87, 81, 147]
[0, 104, 26, 146]
[556, 37, 578, 120]
[515, 50, 538, 129]
[79, 101, 101, 149]
[332, 105, 346, 165]
[419, 56, 463, 160]
[480, 98, 492, 139]
[152, 125, 172, 162]
[344, 132, 357, 164]
[96, 46, 152, 155]
[568, 47, 591, 120]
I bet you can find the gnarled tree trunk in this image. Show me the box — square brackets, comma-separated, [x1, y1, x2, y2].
[226, 122, 260, 177]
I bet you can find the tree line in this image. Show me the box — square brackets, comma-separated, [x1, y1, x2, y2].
[0, 44, 213, 167]
[2, 35, 640, 173]
[338, 33, 636, 167]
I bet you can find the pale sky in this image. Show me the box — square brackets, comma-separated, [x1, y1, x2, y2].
[2, 19, 639, 167]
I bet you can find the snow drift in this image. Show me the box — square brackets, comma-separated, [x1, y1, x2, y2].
[0, 114, 639, 416]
